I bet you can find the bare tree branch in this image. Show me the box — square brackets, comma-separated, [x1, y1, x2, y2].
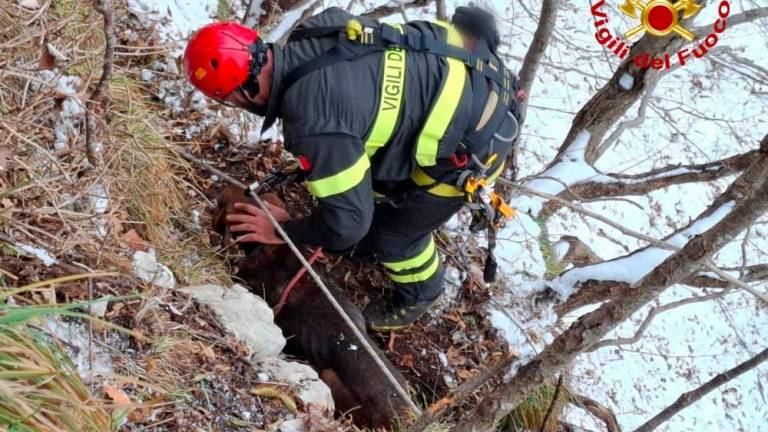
[570, 393, 622, 432]
[589, 290, 729, 351]
[404, 352, 519, 432]
[361, 0, 432, 19]
[691, 6, 768, 38]
[435, 0, 447, 21]
[84, 0, 114, 167]
[453, 137, 768, 431]
[632, 347, 768, 432]
[506, 0, 561, 178]
[542, 148, 761, 216]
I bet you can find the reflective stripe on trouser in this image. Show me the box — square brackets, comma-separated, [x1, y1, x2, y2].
[357, 188, 464, 303]
[381, 234, 444, 302]
[382, 235, 439, 283]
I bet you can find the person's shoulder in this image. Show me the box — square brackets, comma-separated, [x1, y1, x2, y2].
[298, 7, 353, 28]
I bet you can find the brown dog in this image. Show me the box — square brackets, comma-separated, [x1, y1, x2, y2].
[214, 185, 412, 430]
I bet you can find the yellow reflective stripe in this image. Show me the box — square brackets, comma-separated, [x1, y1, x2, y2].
[306, 154, 370, 198]
[382, 236, 435, 272]
[365, 24, 406, 158]
[410, 163, 506, 198]
[415, 22, 466, 167]
[388, 253, 440, 284]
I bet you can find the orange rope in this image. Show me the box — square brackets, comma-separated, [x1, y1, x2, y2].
[273, 247, 323, 316]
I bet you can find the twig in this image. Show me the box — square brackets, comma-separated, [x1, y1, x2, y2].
[84, 0, 115, 167]
[405, 351, 518, 432]
[590, 290, 730, 351]
[632, 347, 768, 432]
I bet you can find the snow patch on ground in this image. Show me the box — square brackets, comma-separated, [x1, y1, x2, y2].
[14, 242, 58, 266]
[132, 250, 176, 289]
[45, 318, 113, 381]
[127, 0, 218, 48]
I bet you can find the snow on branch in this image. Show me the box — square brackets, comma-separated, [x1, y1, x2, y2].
[511, 130, 604, 215]
[453, 135, 768, 431]
[548, 201, 736, 298]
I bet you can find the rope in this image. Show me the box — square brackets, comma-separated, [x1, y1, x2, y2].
[274, 247, 323, 316]
[172, 146, 422, 416]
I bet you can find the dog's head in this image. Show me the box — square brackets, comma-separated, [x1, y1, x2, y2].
[212, 185, 298, 292]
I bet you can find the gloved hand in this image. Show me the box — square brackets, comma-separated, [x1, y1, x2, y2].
[225, 200, 291, 245]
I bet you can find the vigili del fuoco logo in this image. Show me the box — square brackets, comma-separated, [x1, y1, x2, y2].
[590, 0, 732, 70]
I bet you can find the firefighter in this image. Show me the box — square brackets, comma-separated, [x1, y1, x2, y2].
[183, 6, 522, 331]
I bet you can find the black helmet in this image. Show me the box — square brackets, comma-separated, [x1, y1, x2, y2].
[452, 6, 500, 53]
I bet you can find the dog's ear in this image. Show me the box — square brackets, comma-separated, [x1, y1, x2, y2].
[213, 185, 252, 244]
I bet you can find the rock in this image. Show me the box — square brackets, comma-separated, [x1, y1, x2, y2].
[86, 297, 110, 318]
[132, 250, 175, 289]
[260, 358, 334, 412]
[179, 284, 286, 361]
[18, 0, 40, 9]
[277, 416, 306, 432]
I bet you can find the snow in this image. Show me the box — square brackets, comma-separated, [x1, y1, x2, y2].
[550, 201, 736, 297]
[619, 73, 635, 90]
[88, 183, 109, 214]
[14, 242, 58, 266]
[45, 318, 113, 381]
[132, 250, 176, 289]
[126, 0, 219, 47]
[510, 131, 603, 215]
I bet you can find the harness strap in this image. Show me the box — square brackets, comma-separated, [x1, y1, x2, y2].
[288, 26, 346, 42]
[410, 161, 505, 198]
[281, 41, 383, 92]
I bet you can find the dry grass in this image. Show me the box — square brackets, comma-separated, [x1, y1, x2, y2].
[0, 324, 113, 432]
[1, 0, 237, 428]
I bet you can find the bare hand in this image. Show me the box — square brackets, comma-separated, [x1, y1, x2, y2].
[225, 202, 291, 244]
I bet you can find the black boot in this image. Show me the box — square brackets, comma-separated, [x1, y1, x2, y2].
[363, 292, 441, 332]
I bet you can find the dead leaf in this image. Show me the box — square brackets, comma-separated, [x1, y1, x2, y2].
[399, 354, 415, 369]
[104, 385, 132, 408]
[446, 346, 466, 367]
[427, 395, 456, 414]
[123, 229, 149, 252]
[456, 369, 474, 380]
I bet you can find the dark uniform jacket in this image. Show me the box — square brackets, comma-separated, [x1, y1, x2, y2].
[261, 7, 514, 251]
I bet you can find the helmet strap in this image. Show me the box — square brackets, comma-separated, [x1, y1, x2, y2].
[242, 38, 269, 95]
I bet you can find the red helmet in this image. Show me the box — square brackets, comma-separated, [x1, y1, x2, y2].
[183, 22, 260, 100]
